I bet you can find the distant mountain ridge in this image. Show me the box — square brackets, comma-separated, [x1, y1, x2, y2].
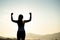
[0, 32, 60, 40]
[26, 32, 60, 40]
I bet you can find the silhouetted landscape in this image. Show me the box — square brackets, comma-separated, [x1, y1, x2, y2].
[0, 32, 60, 40]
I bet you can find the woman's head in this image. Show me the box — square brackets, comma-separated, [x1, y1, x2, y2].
[18, 14, 23, 20]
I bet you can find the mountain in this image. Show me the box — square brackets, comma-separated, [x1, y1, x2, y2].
[26, 32, 60, 40]
[0, 32, 60, 40]
[26, 33, 41, 40]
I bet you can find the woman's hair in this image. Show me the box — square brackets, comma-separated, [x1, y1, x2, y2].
[18, 14, 23, 20]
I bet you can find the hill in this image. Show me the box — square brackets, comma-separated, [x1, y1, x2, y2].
[0, 32, 60, 40]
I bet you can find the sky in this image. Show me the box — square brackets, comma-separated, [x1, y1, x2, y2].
[0, 0, 60, 37]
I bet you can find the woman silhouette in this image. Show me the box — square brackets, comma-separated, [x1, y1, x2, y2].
[11, 12, 32, 40]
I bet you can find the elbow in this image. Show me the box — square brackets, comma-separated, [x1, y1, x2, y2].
[29, 19, 31, 22]
[11, 19, 13, 22]
[11, 19, 12, 21]
[29, 17, 31, 21]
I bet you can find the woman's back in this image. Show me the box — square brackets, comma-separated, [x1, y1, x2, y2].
[17, 20, 25, 31]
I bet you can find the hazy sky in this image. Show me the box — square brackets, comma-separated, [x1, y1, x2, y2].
[0, 0, 60, 37]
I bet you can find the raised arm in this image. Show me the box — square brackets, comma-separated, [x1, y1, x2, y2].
[11, 13, 17, 23]
[24, 12, 32, 23]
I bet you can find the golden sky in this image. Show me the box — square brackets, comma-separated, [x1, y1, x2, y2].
[0, 0, 60, 37]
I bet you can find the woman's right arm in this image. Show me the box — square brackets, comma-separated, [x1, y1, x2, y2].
[24, 12, 32, 23]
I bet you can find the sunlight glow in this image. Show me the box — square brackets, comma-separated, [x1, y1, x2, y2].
[0, 0, 59, 37]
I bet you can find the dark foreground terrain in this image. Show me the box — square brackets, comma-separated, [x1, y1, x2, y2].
[0, 32, 60, 40]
